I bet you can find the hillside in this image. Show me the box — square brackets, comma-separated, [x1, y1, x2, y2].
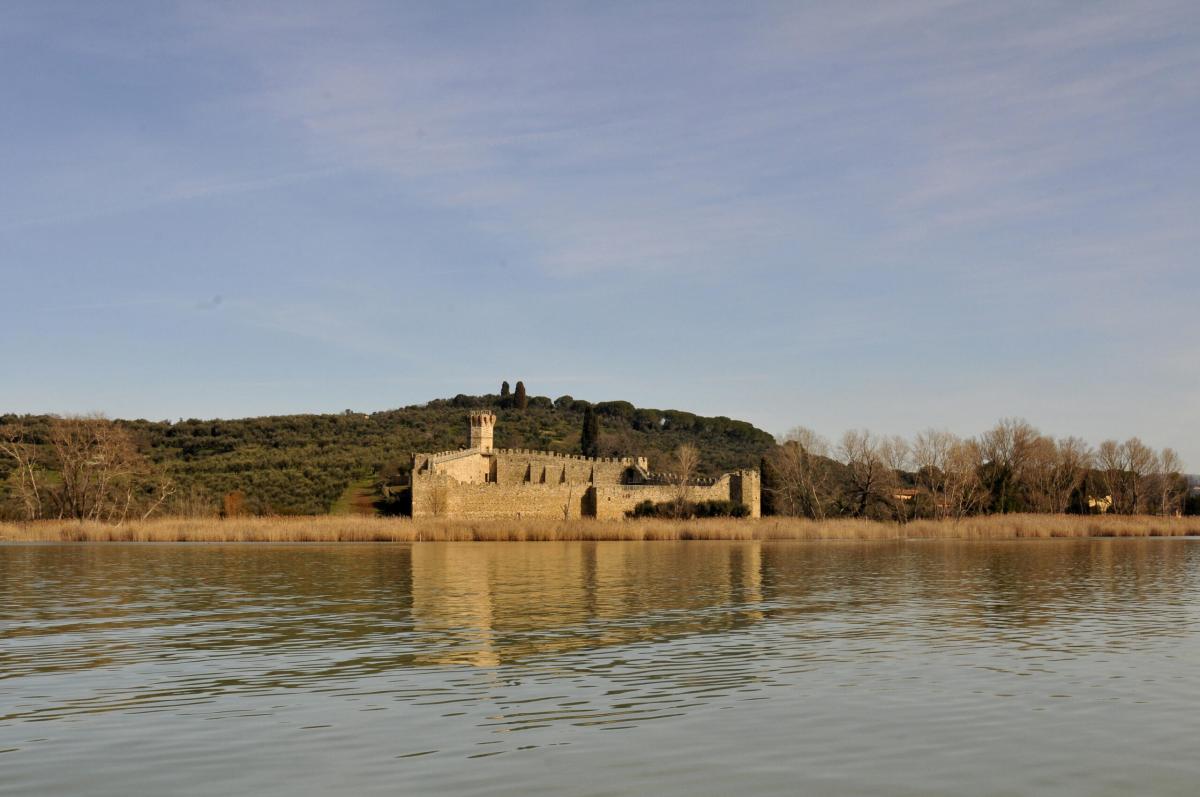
[1, 393, 775, 516]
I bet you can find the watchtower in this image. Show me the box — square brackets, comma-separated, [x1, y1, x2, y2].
[468, 410, 496, 452]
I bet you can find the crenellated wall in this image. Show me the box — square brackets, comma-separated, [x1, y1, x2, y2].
[489, 449, 639, 486]
[591, 476, 741, 520]
[412, 475, 591, 520]
[409, 414, 759, 520]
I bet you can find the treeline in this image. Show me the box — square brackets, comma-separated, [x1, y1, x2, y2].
[0, 415, 175, 522]
[762, 418, 1196, 521]
[0, 387, 775, 520]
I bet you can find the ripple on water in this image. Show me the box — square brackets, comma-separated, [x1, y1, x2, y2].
[2, 539, 1200, 796]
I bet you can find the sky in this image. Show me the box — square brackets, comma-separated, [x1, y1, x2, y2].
[2, 1, 1198, 464]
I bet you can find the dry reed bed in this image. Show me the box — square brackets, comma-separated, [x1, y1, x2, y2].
[2, 514, 1199, 543]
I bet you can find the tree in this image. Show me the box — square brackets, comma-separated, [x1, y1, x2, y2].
[500, 381, 510, 399]
[580, 405, 600, 458]
[1121, 438, 1157, 514]
[879, 434, 911, 523]
[44, 415, 170, 523]
[766, 426, 834, 519]
[838, 429, 896, 519]
[1096, 437, 1157, 514]
[514, 381, 528, 410]
[0, 424, 44, 520]
[913, 429, 956, 520]
[1152, 447, 1187, 516]
[670, 443, 700, 517]
[222, 490, 246, 518]
[1096, 439, 1125, 512]
[424, 483, 449, 517]
[1049, 437, 1092, 514]
[944, 438, 985, 520]
[979, 418, 1039, 512]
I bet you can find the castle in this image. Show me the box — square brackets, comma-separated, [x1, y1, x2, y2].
[410, 411, 760, 520]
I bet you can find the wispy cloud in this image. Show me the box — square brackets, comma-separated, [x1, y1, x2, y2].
[168, 0, 1200, 284]
[4, 1, 1198, 462]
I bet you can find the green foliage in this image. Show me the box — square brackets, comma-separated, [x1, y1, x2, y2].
[1, 396, 775, 519]
[693, 499, 751, 518]
[514, 381, 528, 410]
[626, 498, 750, 519]
[628, 499, 659, 518]
[581, 405, 600, 458]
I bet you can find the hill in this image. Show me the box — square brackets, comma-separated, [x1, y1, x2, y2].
[1, 392, 775, 517]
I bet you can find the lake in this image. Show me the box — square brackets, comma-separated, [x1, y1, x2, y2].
[2, 540, 1199, 796]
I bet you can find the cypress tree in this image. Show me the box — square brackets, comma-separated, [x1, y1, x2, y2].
[581, 404, 599, 458]
[514, 381, 528, 410]
[759, 455, 776, 516]
[500, 381, 510, 398]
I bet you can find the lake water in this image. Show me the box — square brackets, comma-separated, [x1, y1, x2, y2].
[3, 540, 1199, 796]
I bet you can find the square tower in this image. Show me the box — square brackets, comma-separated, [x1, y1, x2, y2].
[469, 411, 496, 452]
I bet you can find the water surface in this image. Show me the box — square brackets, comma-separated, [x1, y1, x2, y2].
[3, 540, 1199, 795]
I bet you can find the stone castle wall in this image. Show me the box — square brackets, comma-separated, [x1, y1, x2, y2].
[414, 475, 591, 520]
[410, 415, 760, 520]
[491, 450, 636, 486]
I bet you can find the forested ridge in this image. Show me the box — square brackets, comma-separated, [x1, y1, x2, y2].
[0, 392, 775, 517]
[4, 391, 1196, 521]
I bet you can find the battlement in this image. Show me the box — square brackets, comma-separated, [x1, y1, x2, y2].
[410, 412, 758, 518]
[422, 448, 479, 465]
[491, 448, 638, 466]
[468, 410, 496, 452]
[645, 472, 722, 487]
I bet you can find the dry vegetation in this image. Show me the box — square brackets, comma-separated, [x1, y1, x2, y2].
[2, 514, 1199, 543]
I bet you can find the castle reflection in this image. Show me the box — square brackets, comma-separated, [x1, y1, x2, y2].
[409, 542, 764, 667]
[3, 538, 1196, 693]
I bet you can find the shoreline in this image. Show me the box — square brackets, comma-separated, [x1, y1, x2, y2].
[2, 514, 1199, 543]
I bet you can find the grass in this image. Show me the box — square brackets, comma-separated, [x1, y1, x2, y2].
[1, 514, 1199, 543]
[329, 477, 379, 516]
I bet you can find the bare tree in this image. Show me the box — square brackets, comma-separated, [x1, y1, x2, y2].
[944, 438, 985, 520]
[913, 429, 956, 519]
[1050, 437, 1093, 514]
[48, 415, 145, 522]
[879, 434, 911, 523]
[140, 475, 178, 521]
[1153, 448, 1187, 516]
[424, 483, 449, 517]
[767, 427, 834, 519]
[1023, 435, 1061, 514]
[0, 425, 44, 520]
[670, 443, 700, 516]
[979, 418, 1039, 512]
[1096, 437, 1158, 514]
[1122, 438, 1157, 515]
[1096, 439, 1125, 513]
[838, 430, 896, 519]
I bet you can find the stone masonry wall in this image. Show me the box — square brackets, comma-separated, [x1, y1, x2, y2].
[410, 417, 759, 520]
[413, 475, 590, 520]
[491, 450, 635, 486]
[591, 477, 738, 521]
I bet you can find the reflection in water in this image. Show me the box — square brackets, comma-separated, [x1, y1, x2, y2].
[409, 543, 763, 667]
[2, 540, 1200, 796]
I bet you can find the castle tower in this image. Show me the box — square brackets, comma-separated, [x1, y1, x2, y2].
[469, 411, 496, 452]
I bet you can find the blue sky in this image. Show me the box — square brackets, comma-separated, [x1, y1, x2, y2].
[2, 1, 1198, 463]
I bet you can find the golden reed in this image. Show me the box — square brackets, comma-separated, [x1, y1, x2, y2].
[2, 514, 1199, 543]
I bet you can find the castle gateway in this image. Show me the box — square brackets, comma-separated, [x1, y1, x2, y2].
[410, 411, 760, 520]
